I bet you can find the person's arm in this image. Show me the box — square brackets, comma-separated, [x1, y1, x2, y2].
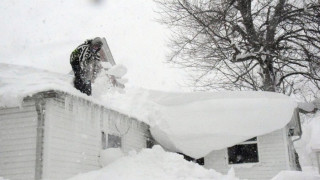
[70, 48, 80, 63]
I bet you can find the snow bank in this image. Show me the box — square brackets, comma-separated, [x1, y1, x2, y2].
[308, 112, 320, 151]
[271, 171, 320, 180]
[294, 113, 320, 173]
[68, 145, 239, 180]
[99, 148, 124, 167]
[0, 63, 297, 158]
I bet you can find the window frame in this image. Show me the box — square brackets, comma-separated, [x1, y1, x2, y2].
[226, 137, 260, 166]
[101, 131, 107, 149]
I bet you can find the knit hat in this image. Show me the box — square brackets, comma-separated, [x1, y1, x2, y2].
[91, 37, 103, 52]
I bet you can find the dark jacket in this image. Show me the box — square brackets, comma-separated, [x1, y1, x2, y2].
[70, 40, 102, 82]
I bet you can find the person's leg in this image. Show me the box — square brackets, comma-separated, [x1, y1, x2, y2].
[83, 81, 92, 96]
[71, 60, 92, 96]
[71, 60, 85, 92]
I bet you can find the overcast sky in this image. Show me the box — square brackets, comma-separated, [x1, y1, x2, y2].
[0, 0, 188, 91]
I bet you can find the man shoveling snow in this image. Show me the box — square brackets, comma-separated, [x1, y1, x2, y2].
[70, 37, 127, 96]
[70, 37, 103, 96]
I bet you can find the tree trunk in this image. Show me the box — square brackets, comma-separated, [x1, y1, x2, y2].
[262, 60, 276, 92]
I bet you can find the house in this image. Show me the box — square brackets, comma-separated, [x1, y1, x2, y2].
[0, 62, 153, 180]
[0, 63, 302, 180]
[137, 90, 301, 180]
[203, 109, 302, 180]
[0, 90, 151, 180]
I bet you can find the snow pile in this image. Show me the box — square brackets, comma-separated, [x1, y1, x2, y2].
[135, 90, 297, 158]
[309, 115, 320, 151]
[294, 113, 320, 173]
[99, 148, 124, 167]
[305, 112, 320, 151]
[68, 146, 239, 180]
[298, 99, 320, 112]
[106, 64, 127, 77]
[271, 170, 320, 180]
[0, 63, 298, 158]
[92, 64, 128, 96]
[0, 63, 122, 107]
[0, 63, 79, 107]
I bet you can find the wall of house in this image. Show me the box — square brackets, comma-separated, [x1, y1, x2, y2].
[101, 108, 150, 153]
[41, 94, 151, 180]
[0, 100, 38, 180]
[204, 129, 289, 180]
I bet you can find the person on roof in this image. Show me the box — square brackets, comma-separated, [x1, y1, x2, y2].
[70, 37, 103, 96]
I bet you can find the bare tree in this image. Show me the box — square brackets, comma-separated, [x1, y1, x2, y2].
[155, 0, 320, 94]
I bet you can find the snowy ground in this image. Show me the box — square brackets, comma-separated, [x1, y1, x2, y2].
[67, 146, 320, 180]
[67, 146, 239, 180]
[295, 112, 320, 174]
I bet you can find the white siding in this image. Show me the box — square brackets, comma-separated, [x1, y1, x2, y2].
[204, 129, 289, 180]
[42, 94, 151, 180]
[42, 97, 101, 180]
[101, 109, 150, 153]
[0, 101, 38, 180]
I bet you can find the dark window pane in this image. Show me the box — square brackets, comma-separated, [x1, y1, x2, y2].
[245, 137, 257, 142]
[108, 134, 121, 148]
[146, 139, 154, 148]
[178, 153, 204, 165]
[196, 158, 205, 165]
[228, 144, 259, 164]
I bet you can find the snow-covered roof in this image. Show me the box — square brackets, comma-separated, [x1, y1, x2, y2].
[0, 63, 298, 158]
[138, 90, 297, 158]
[0, 63, 90, 107]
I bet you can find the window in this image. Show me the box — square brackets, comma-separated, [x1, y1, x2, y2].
[228, 137, 258, 164]
[108, 134, 121, 148]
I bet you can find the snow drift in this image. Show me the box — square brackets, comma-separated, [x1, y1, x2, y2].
[68, 145, 239, 180]
[99, 148, 124, 167]
[271, 170, 320, 180]
[0, 63, 297, 158]
[143, 90, 297, 158]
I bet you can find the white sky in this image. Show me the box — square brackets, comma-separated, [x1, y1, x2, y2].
[0, 0, 188, 91]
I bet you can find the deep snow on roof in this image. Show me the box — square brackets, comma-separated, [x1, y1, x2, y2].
[0, 63, 88, 107]
[0, 63, 298, 158]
